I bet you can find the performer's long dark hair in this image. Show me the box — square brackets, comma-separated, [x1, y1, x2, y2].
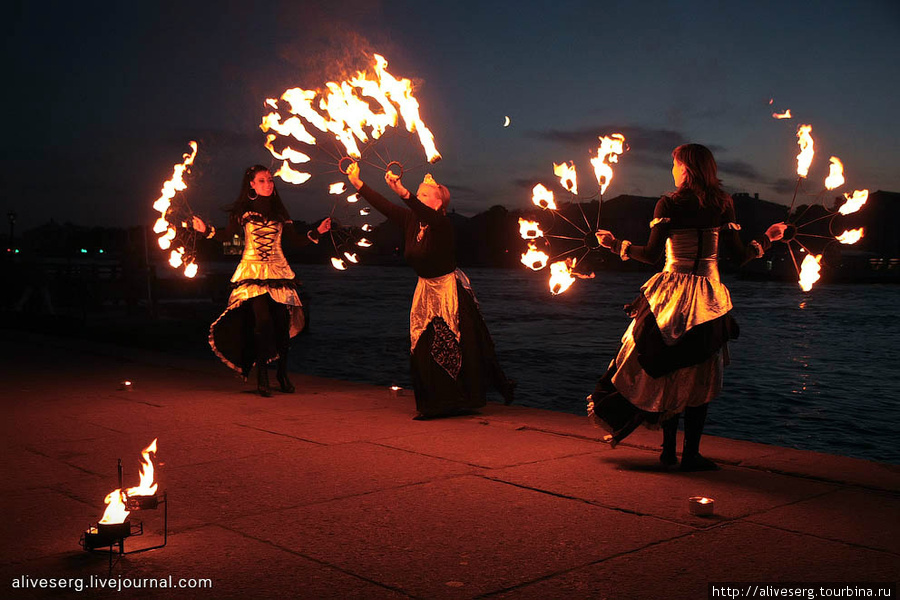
[671, 144, 731, 213]
[225, 165, 291, 223]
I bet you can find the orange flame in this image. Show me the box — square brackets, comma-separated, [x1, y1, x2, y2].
[264, 134, 311, 163]
[838, 189, 869, 215]
[184, 262, 198, 278]
[520, 242, 549, 271]
[99, 490, 129, 524]
[125, 439, 158, 497]
[590, 133, 626, 195]
[796, 124, 814, 178]
[357, 238, 373, 248]
[331, 257, 347, 270]
[532, 184, 556, 210]
[772, 109, 792, 119]
[329, 182, 347, 195]
[347, 193, 360, 203]
[836, 228, 864, 244]
[517, 218, 544, 240]
[549, 259, 577, 295]
[824, 156, 844, 190]
[152, 142, 198, 260]
[266, 54, 441, 176]
[273, 160, 312, 185]
[798, 253, 822, 292]
[168, 249, 183, 268]
[553, 161, 578, 195]
[343, 252, 359, 264]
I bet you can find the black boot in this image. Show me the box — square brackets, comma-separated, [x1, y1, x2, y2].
[660, 415, 679, 468]
[276, 357, 295, 393]
[256, 363, 272, 397]
[680, 404, 719, 471]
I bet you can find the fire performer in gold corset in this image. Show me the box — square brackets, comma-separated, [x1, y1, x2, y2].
[192, 165, 331, 396]
[590, 144, 786, 471]
[346, 162, 515, 419]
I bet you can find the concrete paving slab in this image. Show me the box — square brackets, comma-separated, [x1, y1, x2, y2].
[236, 406, 476, 445]
[746, 487, 900, 553]
[375, 421, 605, 469]
[0, 489, 97, 566]
[493, 521, 899, 600]
[1, 524, 412, 599]
[490, 448, 837, 525]
[164, 441, 479, 527]
[230, 475, 690, 599]
[739, 447, 900, 492]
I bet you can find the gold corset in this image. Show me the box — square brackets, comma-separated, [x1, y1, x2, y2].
[664, 228, 720, 280]
[241, 220, 286, 264]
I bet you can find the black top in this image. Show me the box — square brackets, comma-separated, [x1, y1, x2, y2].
[210, 196, 317, 249]
[358, 183, 456, 278]
[617, 194, 771, 265]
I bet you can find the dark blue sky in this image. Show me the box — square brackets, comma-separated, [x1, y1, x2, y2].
[5, 0, 899, 230]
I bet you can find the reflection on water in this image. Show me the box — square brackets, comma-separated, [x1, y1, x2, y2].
[290, 265, 900, 464]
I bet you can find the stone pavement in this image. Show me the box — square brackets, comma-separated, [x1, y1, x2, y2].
[2, 332, 897, 599]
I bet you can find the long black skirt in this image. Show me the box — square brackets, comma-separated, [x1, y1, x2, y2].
[589, 293, 738, 445]
[410, 282, 511, 417]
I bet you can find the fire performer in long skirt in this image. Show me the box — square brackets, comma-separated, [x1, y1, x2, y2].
[192, 165, 331, 397]
[346, 162, 515, 419]
[590, 144, 785, 471]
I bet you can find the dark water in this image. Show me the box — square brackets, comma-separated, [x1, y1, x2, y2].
[289, 265, 900, 464]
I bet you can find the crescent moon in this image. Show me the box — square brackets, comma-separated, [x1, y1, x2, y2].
[503, 116, 511, 127]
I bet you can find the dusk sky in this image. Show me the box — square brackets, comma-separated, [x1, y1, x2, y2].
[5, 0, 899, 231]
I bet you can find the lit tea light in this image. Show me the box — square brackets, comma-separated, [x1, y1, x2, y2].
[688, 496, 715, 516]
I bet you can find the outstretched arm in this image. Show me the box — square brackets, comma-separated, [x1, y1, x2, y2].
[346, 162, 409, 225]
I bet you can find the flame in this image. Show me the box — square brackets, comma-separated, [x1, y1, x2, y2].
[347, 193, 359, 203]
[553, 161, 578, 195]
[357, 238, 373, 247]
[361, 224, 373, 232]
[273, 160, 312, 185]
[532, 184, 556, 210]
[99, 490, 129, 524]
[518, 218, 544, 240]
[359, 207, 371, 216]
[329, 182, 346, 195]
[331, 257, 347, 270]
[260, 113, 317, 145]
[152, 142, 198, 267]
[168, 249, 183, 268]
[772, 109, 792, 119]
[796, 124, 814, 178]
[125, 438, 158, 497]
[263, 134, 311, 163]
[184, 262, 198, 278]
[838, 189, 868, 215]
[798, 253, 822, 292]
[824, 156, 844, 190]
[590, 133, 626, 195]
[520, 241, 549, 271]
[265, 54, 441, 176]
[265, 98, 278, 110]
[836, 228, 864, 244]
[343, 252, 359, 263]
[549, 259, 577, 295]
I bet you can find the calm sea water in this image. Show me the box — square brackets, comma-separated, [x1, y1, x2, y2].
[288, 265, 900, 464]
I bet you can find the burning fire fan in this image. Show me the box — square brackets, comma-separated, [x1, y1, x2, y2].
[151, 142, 200, 278]
[769, 109, 869, 291]
[260, 53, 441, 271]
[519, 134, 627, 295]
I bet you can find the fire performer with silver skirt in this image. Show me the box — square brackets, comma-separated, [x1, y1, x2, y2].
[346, 162, 515, 419]
[193, 165, 331, 396]
[591, 144, 785, 471]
